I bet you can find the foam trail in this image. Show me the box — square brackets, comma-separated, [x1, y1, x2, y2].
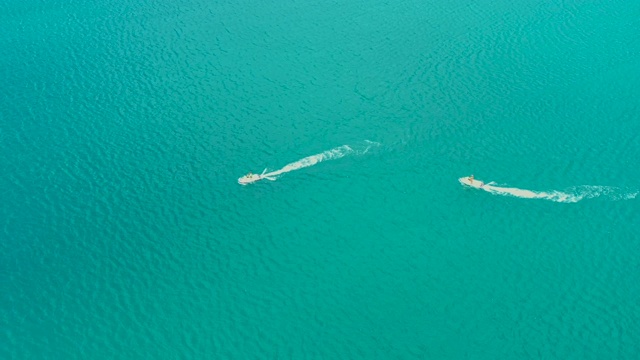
[481, 184, 582, 203]
[263, 141, 379, 180]
[461, 177, 638, 203]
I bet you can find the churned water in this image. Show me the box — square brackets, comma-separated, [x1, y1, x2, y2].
[2, 0, 639, 358]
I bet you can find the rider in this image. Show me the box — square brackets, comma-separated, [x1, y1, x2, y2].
[469, 174, 484, 187]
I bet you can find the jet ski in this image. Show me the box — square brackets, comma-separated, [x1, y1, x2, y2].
[238, 169, 276, 185]
[459, 175, 485, 188]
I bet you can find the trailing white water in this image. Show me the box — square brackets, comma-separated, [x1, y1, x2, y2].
[481, 184, 581, 203]
[460, 178, 638, 203]
[259, 141, 380, 181]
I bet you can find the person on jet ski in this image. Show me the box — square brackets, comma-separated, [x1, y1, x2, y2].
[469, 174, 484, 187]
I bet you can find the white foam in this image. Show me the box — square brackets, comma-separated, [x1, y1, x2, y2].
[259, 141, 379, 181]
[462, 178, 637, 203]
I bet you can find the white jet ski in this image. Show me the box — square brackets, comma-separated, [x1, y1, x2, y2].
[238, 169, 276, 185]
[459, 175, 485, 188]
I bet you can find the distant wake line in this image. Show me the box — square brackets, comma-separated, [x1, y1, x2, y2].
[463, 179, 637, 203]
[239, 141, 379, 184]
[265, 141, 379, 178]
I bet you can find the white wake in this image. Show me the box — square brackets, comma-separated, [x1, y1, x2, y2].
[464, 179, 637, 203]
[261, 141, 379, 180]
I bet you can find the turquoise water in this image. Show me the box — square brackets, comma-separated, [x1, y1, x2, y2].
[2, 0, 640, 358]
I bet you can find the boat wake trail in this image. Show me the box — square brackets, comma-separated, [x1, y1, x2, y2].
[247, 141, 379, 184]
[460, 178, 638, 203]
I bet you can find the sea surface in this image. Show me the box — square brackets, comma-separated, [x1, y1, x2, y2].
[2, 0, 639, 358]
